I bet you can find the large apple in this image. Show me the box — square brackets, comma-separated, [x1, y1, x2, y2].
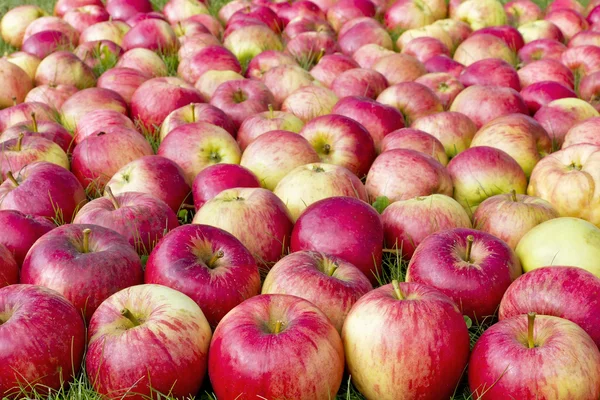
[210, 79, 275, 129]
[281, 85, 339, 123]
[236, 107, 304, 150]
[534, 98, 600, 148]
[411, 111, 477, 158]
[160, 102, 236, 140]
[192, 164, 260, 210]
[0, 210, 55, 265]
[380, 128, 448, 166]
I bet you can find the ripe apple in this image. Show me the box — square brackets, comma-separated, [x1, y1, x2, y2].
[79, 20, 130, 45]
[415, 72, 464, 110]
[21, 31, 71, 59]
[64, 5, 110, 33]
[350, 43, 393, 69]
[236, 108, 304, 150]
[520, 81, 577, 114]
[160, 102, 236, 140]
[0, 118, 73, 154]
[459, 58, 520, 91]
[453, 0, 507, 30]
[24, 84, 79, 111]
[192, 164, 260, 209]
[473, 25, 525, 52]
[23, 16, 79, 45]
[504, 0, 542, 26]
[337, 18, 393, 57]
[224, 24, 283, 63]
[105, 0, 153, 21]
[96, 67, 150, 105]
[398, 23, 456, 53]
[545, 9, 588, 41]
[330, 68, 387, 99]
[60, 87, 128, 131]
[0, 60, 33, 109]
[380, 128, 448, 166]
[116, 48, 168, 78]
[561, 45, 600, 78]
[377, 82, 443, 125]
[245, 49, 298, 80]
[86, 284, 212, 399]
[534, 98, 599, 148]
[121, 18, 179, 52]
[579, 70, 600, 111]
[195, 70, 245, 101]
[0, 135, 69, 178]
[34, 51, 97, 90]
[0, 102, 55, 132]
[401, 37, 450, 64]
[261, 64, 317, 108]
[563, 117, 600, 147]
[518, 59, 575, 89]
[518, 20, 565, 43]
[0, 244, 18, 287]
[424, 55, 465, 77]
[518, 38, 566, 64]
[454, 34, 517, 67]
[285, 32, 339, 68]
[0, 5, 46, 47]
[284, 16, 335, 40]
[0, 210, 55, 265]
[210, 79, 274, 129]
[372, 53, 426, 85]
[74, 109, 137, 145]
[281, 85, 339, 123]
[569, 30, 600, 47]
[383, 0, 435, 34]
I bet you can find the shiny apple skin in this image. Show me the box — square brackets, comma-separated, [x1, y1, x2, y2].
[0, 244, 18, 287]
[0, 210, 55, 265]
[192, 163, 261, 210]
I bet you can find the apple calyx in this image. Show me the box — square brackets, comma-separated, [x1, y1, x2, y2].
[510, 190, 518, 202]
[464, 235, 474, 263]
[6, 171, 19, 187]
[30, 112, 38, 133]
[121, 308, 141, 327]
[322, 143, 331, 155]
[233, 89, 247, 104]
[392, 280, 404, 300]
[105, 186, 120, 210]
[527, 312, 536, 349]
[207, 250, 225, 268]
[82, 228, 92, 253]
[273, 320, 284, 334]
[15, 133, 24, 152]
[312, 165, 325, 173]
[568, 162, 582, 171]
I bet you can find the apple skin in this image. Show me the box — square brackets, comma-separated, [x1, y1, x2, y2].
[577, 70, 600, 112]
[21, 30, 72, 59]
[285, 32, 340, 68]
[116, 48, 168, 78]
[209, 294, 344, 399]
[192, 164, 260, 210]
[72, 129, 154, 193]
[414, 72, 464, 111]
[261, 65, 317, 109]
[0, 5, 46, 48]
[343, 281, 470, 400]
[0, 60, 33, 109]
[453, 34, 517, 67]
[145, 224, 261, 327]
[130, 77, 204, 131]
[64, 5, 110, 33]
[54, 0, 103, 16]
[0, 102, 56, 133]
[163, 0, 209, 23]
[0, 285, 85, 398]
[327, 0, 375, 32]
[299, 114, 376, 178]
[24, 84, 79, 111]
[21, 224, 143, 322]
[545, 8, 588, 41]
[97, 67, 150, 105]
[281, 85, 339, 123]
[157, 122, 242, 185]
[424, 55, 465, 78]
[569, 30, 600, 47]
[350, 43, 394, 70]
[474, 26, 525, 52]
[1, 120, 73, 154]
[86, 284, 212, 400]
[3, 51, 41, 81]
[79, 20, 130, 46]
[407, 228, 522, 319]
[244, 50, 297, 80]
[504, 0, 542, 26]
[499, 266, 600, 348]
[459, 59, 520, 91]
[34, 51, 97, 90]
[468, 314, 600, 399]
[210, 79, 275, 130]
[470, 113, 553, 178]
[520, 81, 577, 114]
[448, 146, 528, 214]
[0, 135, 70, 178]
[380, 128, 448, 166]
[372, 53, 427, 86]
[337, 18, 393, 57]
[331, 68, 388, 99]
[0, 243, 18, 287]
[284, 16, 335, 41]
[382, 194, 472, 259]
[60, 87, 128, 132]
[23, 16, 79, 45]
[105, 0, 153, 21]
[74, 110, 137, 145]
[121, 18, 179, 52]
[74, 191, 179, 254]
[534, 98, 600, 148]
[518, 20, 565, 43]
[240, 130, 320, 191]
[331, 96, 405, 153]
[518, 59, 575, 90]
[366, 149, 453, 203]
[401, 37, 450, 64]
[195, 70, 245, 101]
[193, 187, 293, 266]
[563, 117, 600, 147]
[160, 103, 236, 140]
[518, 39, 566, 64]
[262, 251, 372, 332]
[106, 155, 191, 213]
[236, 110, 304, 150]
[0, 161, 87, 223]
[377, 82, 443, 125]
[561, 45, 600, 78]
[0, 210, 55, 265]
[273, 163, 368, 222]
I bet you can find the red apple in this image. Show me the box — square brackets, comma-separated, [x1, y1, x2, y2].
[236, 108, 304, 150]
[411, 111, 477, 158]
[285, 31, 339, 68]
[105, 0, 153, 21]
[283, 16, 335, 40]
[415, 72, 464, 110]
[459, 58, 520, 91]
[23, 16, 79, 45]
[520, 80, 577, 114]
[401, 37, 450, 64]
[0, 244, 18, 287]
[245, 49, 298, 80]
[21, 30, 72, 59]
[534, 98, 600, 148]
[261, 64, 317, 108]
[0, 60, 33, 109]
[330, 68, 387, 99]
[377, 82, 443, 125]
[192, 164, 260, 210]
[64, 5, 110, 33]
[116, 48, 168, 78]
[545, 9, 588, 41]
[60, 87, 128, 131]
[24, 84, 79, 111]
[337, 18, 393, 57]
[0, 210, 55, 265]
[424, 55, 465, 78]
[372, 53, 426, 85]
[3, 51, 41, 81]
[561, 45, 600, 78]
[0, 102, 56, 132]
[518, 38, 566, 64]
[160, 102, 236, 140]
[34, 51, 97, 90]
[96, 67, 150, 105]
[351, 43, 394, 69]
[454, 33, 517, 67]
[578, 70, 600, 112]
[74, 109, 137, 145]
[473, 25, 525, 52]
[210, 79, 274, 129]
[1, 119, 73, 154]
[518, 59, 574, 89]
[380, 128, 448, 165]
[518, 20, 565, 43]
[281, 85, 339, 123]
[122, 18, 179, 52]
[0, 135, 69, 180]
[54, 0, 103, 16]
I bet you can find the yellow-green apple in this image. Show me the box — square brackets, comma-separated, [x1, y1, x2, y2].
[471, 113, 553, 177]
[450, 85, 528, 129]
[299, 114, 376, 178]
[3, 52, 41, 82]
[274, 163, 367, 221]
[60, 88, 128, 131]
[0, 244, 18, 287]
[398, 23, 456, 53]
[34, 51, 97, 90]
[518, 39, 566, 64]
[407, 228, 521, 319]
[86, 284, 212, 399]
[343, 281, 470, 400]
[290, 196, 382, 283]
[519, 20, 565, 43]
[472, 25, 525, 51]
[64, 5, 110, 33]
[516, 217, 600, 277]
[382, 194, 471, 259]
[130, 77, 204, 131]
[0, 135, 69, 179]
[534, 98, 599, 148]
[454, 34, 517, 66]
[209, 294, 344, 399]
[499, 266, 600, 348]
[160, 103, 236, 140]
[0, 5, 46, 48]
[563, 117, 600, 147]
[281, 85, 339, 123]
[424, 55, 465, 77]
[415, 72, 464, 110]
[0, 60, 33, 109]
[459, 58, 520, 91]
[210, 79, 275, 129]
[372, 53, 426, 85]
[0, 285, 85, 398]
[79, 20, 130, 45]
[195, 70, 244, 101]
[0, 161, 87, 222]
[116, 48, 168, 78]
[448, 146, 527, 213]
[351, 43, 394, 69]
[518, 59, 574, 89]
[106, 155, 191, 212]
[401, 37, 450, 64]
[337, 18, 393, 57]
[366, 149, 453, 203]
[577, 71, 600, 112]
[163, 0, 208, 23]
[262, 251, 372, 332]
[121, 19, 179, 53]
[71, 128, 154, 193]
[105, 0, 153, 21]
[23, 16, 79, 45]
[469, 314, 600, 399]
[473, 192, 558, 250]
[240, 130, 320, 190]
[145, 224, 260, 327]
[284, 16, 335, 40]
[236, 108, 304, 150]
[377, 82, 443, 125]
[504, 0, 542, 26]
[380, 128, 448, 165]
[74, 109, 136, 145]
[262, 64, 317, 108]
[193, 187, 293, 265]
[157, 122, 242, 184]
[192, 164, 260, 209]
[383, 0, 436, 35]
[0, 210, 55, 265]
[0, 102, 55, 132]
[561, 45, 600, 79]
[331, 68, 387, 99]
[453, 0, 507, 30]
[25, 84, 78, 111]
[245, 50, 298, 80]
[21, 224, 142, 321]
[285, 32, 339, 68]
[545, 9, 587, 41]
[224, 24, 283, 63]
[520, 81, 577, 114]
[96, 67, 150, 105]
[21, 31, 71, 59]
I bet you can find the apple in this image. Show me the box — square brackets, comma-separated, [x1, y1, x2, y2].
[54, 0, 103, 16]
[284, 16, 335, 40]
[545, 9, 588, 41]
[473, 25, 525, 52]
[534, 98, 600, 148]
[516, 217, 600, 278]
[64, 5, 110, 33]
[499, 266, 600, 348]
[578, 71, 600, 112]
[96, 67, 150, 105]
[377, 82, 443, 125]
[261, 64, 317, 108]
[71, 128, 154, 193]
[343, 281, 470, 400]
[0, 135, 69, 179]
[401, 37, 450, 64]
[21, 31, 72, 59]
[380, 128, 448, 166]
[193, 187, 293, 266]
[327, 0, 375, 32]
[209, 79, 274, 129]
[351, 43, 394, 69]
[330, 68, 387, 99]
[121, 18, 179, 53]
[105, 0, 153, 21]
[157, 122, 242, 184]
[410, 111, 478, 158]
[209, 294, 344, 399]
[35, 51, 97, 90]
[453, 34, 517, 67]
[24, 84, 79, 111]
[0, 285, 85, 398]
[3, 52, 41, 82]
[21, 224, 142, 321]
[0, 60, 33, 109]
[563, 117, 600, 147]
[518, 39, 567, 64]
[383, 0, 435, 35]
[285, 32, 339, 68]
[192, 164, 260, 209]
[116, 48, 168, 78]
[0, 102, 56, 132]
[547, 0, 585, 14]
[459, 58, 520, 91]
[518, 20, 565, 43]
[281, 85, 339, 123]
[520, 81, 578, 114]
[160, 103, 236, 140]
[86, 284, 212, 399]
[79, 20, 131, 46]
[163, 0, 208, 23]
[74, 109, 137, 145]
[177, 33, 223, 60]
[366, 149, 452, 203]
[145, 224, 260, 327]
[23, 16, 79, 45]
[453, 0, 507, 30]
[398, 23, 456, 53]
[218, 0, 250, 23]
[276, 0, 326, 24]
[469, 314, 600, 399]
[195, 70, 245, 101]
[568, 30, 600, 47]
[60, 87, 128, 131]
[0, 161, 86, 223]
[372, 53, 426, 86]
[337, 18, 393, 57]
[0, 244, 18, 287]
[518, 59, 574, 90]
[224, 23, 283, 63]
[172, 19, 211, 40]
[561, 45, 600, 78]
[106, 155, 190, 212]
[245, 49, 298, 80]
[0, 210, 55, 266]
[273, 163, 367, 222]
[415, 72, 464, 110]
[0, 5, 46, 48]
[0, 120, 73, 154]
[236, 108, 304, 150]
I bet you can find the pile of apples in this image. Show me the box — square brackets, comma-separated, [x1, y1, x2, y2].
[2, 0, 600, 398]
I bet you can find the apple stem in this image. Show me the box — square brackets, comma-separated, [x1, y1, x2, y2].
[31, 112, 38, 133]
[268, 104, 274, 119]
[392, 280, 404, 300]
[6, 171, 18, 187]
[317, 48, 325, 62]
[510, 190, 517, 202]
[465, 235, 474, 263]
[207, 250, 225, 268]
[190, 103, 196, 123]
[105, 186, 119, 210]
[12, 97, 17, 106]
[82, 228, 91, 253]
[527, 312, 536, 349]
[121, 308, 140, 327]
[15, 134, 24, 152]
[328, 263, 338, 277]
[274, 320, 283, 334]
